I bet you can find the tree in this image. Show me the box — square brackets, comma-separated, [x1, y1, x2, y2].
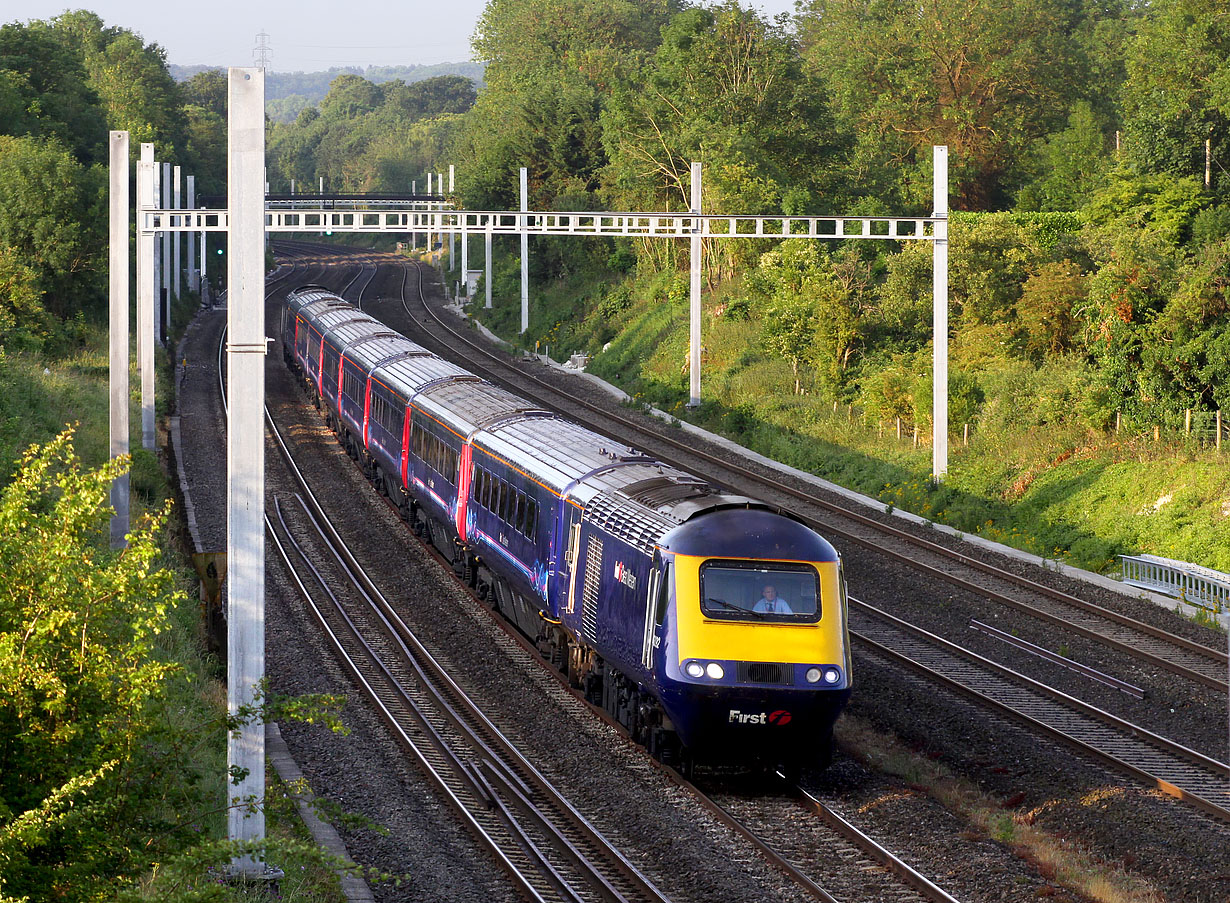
[0, 21, 107, 163]
[749, 241, 866, 396]
[318, 73, 382, 120]
[0, 246, 46, 345]
[1015, 260, 1087, 359]
[949, 214, 1041, 326]
[0, 432, 185, 901]
[0, 135, 104, 327]
[1081, 228, 1183, 419]
[180, 67, 226, 117]
[601, 3, 842, 279]
[458, 0, 677, 210]
[384, 75, 476, 121]
[1017, 102, 1114, 212]
[798, 0, 1100, 209]
[1119, 0, 1230, 181]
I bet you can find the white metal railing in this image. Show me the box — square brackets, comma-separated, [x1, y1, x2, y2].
[1120, 553, 1230, 612]
[140, 207, 940, 239]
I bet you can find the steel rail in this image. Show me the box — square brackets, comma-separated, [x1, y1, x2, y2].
[392, 257, 1227, 694]
[391, 254, 967, 903]
[251, 253, 671, 903]
[264, 419, 666, 903]
[850, 598, 1230, 822]
[265, 498, 567, 903]
[222, 253, 636, 902]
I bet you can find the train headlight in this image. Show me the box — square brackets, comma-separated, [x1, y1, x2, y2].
[705, 662, 725, 680]
[684, 660, 705, 679]
[823, 668, 842, 684]
[805, 667, 822, 684]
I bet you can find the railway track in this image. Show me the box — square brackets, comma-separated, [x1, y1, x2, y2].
[260, 245, 975, 902]
[219, 262, 671, 902]
[327, 249, 1230, 825]
[851, 599, 1230, 820]
[381, 258, 1228, 698]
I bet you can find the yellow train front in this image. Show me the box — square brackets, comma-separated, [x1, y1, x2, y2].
[652, 508, 851, 768]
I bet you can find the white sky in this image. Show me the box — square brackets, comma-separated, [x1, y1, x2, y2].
[5, 1, 802, 72]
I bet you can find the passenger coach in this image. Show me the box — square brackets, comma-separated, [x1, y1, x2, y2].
[281, 286, 852, 770]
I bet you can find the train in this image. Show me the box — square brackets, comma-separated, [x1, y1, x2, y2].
[280, 284, 852, 771]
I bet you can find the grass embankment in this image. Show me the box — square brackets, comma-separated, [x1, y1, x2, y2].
[0, 291, 348, 900]
[468, 254, 1230, 578]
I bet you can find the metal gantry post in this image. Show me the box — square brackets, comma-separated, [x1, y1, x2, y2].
[688, 161, 703, 407]
[162, 161, 172, 342]
[173, 165, 182, 302]
[153, 161, 163, 347]
[448, 164, 456, 273]
[520, 167, 529, 334]
[187, 175, 198, 292]
[485, 216, 493, 309]
[226, 66, 268, 874]
[426, 172, 433, 255]
[932, 146, 949, 480]
[200, 203, 208, 300]
[108, 131, 130, 549]
[137, 145, 156, 450]
[460, 213, 469, 299]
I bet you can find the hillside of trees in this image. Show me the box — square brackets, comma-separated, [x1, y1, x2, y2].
[266, 0, 1230, 571]
[170, 61, 485, 122]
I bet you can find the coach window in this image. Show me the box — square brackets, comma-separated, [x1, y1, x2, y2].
[654, 562, 672, 626]
[524, 497, 537, 539]
[514, 492, 527, 534]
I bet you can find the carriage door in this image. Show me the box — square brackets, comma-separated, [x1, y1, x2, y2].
[641, 555, 662, 670]
[563, 517, 582, 616]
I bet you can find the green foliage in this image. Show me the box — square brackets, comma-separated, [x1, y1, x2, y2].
[266, 73, 474, 194]
[799, 0, 1102, 209]
[0, 13, 223, 337]
[0, 135, 104, 334]
[949, 213, 1041, 326]
[0, 21, 107, 164]
[0, 431, 186, 901]
[1015, 260, 1088, 359]
[1016, 101, 1113, 212]
[1082, 170, 1209, 246]
[1119, 0, 1230, 179]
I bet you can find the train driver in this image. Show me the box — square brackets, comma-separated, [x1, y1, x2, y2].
[753, 584, 793, 615]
